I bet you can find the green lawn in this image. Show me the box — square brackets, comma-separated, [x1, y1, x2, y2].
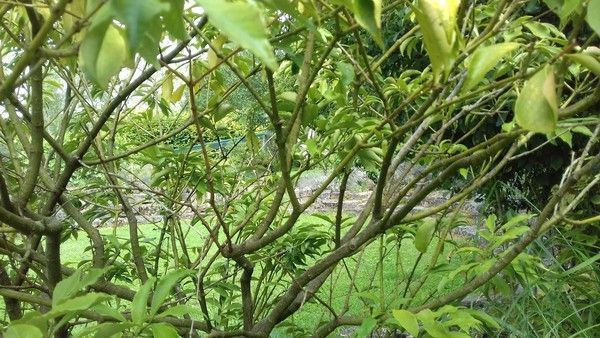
[59, 216, 458, 337]
[284, 236, 457, 336]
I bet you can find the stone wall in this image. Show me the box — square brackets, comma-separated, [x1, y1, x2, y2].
[88, 167, 483, 234]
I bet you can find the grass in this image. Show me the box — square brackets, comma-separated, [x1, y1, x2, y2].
[56, 213, 600, 337]
[284, 236, 457, 336]
[57, 215, 458, 337]
[61, 222, 198, 266]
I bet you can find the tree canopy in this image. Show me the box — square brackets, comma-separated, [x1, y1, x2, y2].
[0, 0, 599, 337]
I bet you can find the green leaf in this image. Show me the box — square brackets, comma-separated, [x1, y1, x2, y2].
[514, 66, 558, 134]
[150, 270, 191, 317]
[567, 53, 600, 77]
[560, 0, 584, 25]
[132, 277, 156, 325]
[500, 213, 533, 230]
[572, 125, 593, 136]
[392, 309, 420, 336]
[352, 0, 384, 48]
[465, 309, 500, 329]
[491, 276, 512, 297]
[414, 219, 436, 253]
[302, 103, 319, 124]
[358, 148, 383, 166]
[149, 323, 179, 338]
[524, 22, 552, 39]
[214, 103, 234, 122]
[414, 0, 461, 82]
[485, 214, 497, 232]
[110, 0, 169, 51]
[53, 269, 83, 307]
[258, 0, 299, 14]
[277, 91, 297, 112]
[417, 309, 448, 338]
[48, 293, 111, 317]
[196, 0, 278, 70]
[463, 43, 520, 92]
[331, 0, 353, 8]
[136, 22, 163, 67]
[162, 74, 174, 102]
[171, 84, 186, 102]
[10, 311, 47, 334]
[207, 35, 227, 68]
[246, 130, 260, 154]
[93, 323, 133, 338]
[161, 0, 186, 40]
[338, 62, 355, 87]
[556, 128, 573, 147]
[79, 23, 129, 87]
[586, 0, 600, 35]
[63, 0, 86, 35]
[150, 167, 174, 187]
[91, 303, 127, 322]
[4, 324, 43, 338]
[53, 268, 105, 307]
[543, 0, 562, 13]
[74, 322, 133, 338]
[562, 252, 600, 277]
[79, 268, 106, 289]
[355, 317, 377, 337]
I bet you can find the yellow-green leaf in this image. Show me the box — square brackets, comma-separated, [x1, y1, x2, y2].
[63, 0, 86, 35]
[171, 84, 186, 102]
[392, 309, 420, 336]
[463, 43, 520, 92]
[567, 53, 600, 77]
[417, 309, 448, 338]
[196, 0, 278, 70]
[414, 219, 436, 253]
[352, 0, 384, 48]
[161, 74, 173, 102]
[514, 66, 558, 134]
[413, 0, 461, 82]
[79, 24, 129, 87]
[208, 35, 227, 68]
[96, 26, 128, 85]
[246, 130, 260, 154]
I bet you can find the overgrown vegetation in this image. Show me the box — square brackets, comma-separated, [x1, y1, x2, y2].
[0, 0, 599, 337]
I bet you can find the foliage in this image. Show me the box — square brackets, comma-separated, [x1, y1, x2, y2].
[0, 0, 598, 337]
